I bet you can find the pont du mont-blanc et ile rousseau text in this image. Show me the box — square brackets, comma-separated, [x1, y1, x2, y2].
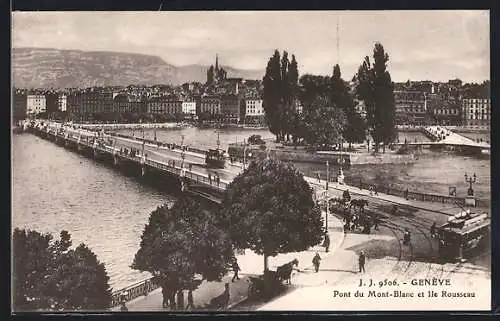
[332, 278, 476, 298]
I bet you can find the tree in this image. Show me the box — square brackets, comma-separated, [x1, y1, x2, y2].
[263, 50, 283, 142]
[131, 197, 233, 309]
[220, 158, 324, 272]
[263, 50, 300, 143]
[302, 97, 346, 148]
[13, 228, 112, 311]
[354, 43, 396, 152]
[331, 64, 366, 147]
[206, 66, 215, 85]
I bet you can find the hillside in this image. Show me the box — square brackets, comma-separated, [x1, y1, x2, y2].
[12, 48, 264, 88]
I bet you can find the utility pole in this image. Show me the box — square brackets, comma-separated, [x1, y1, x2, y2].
[325, 160, 329, 232]
[243, 138, 246, 170]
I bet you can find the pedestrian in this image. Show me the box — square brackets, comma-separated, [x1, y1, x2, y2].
[323, 232, 330, 253]
[208, 173, 212, 184]
[186, 290, 194, 310]
[374, 186, 378, 196]
[373, 216, 379, 230]
[216, 175, 220, 187]
[343, 189, 351, 202]
[403, 228, 411, 245]
[358, 251, 366, 273]
[120, 301, 128, 312]
[369, 185, 374, 196]
[231, 259, 241, 282]
[404, 188, 409, 200]
[430, 222, 437, 238]
[162, 287, 168, 308]
[189, 163, 192, 171]
[172, 160, 175, 168]
[317, 172, 321, 183]
[312, 252, 321, 273]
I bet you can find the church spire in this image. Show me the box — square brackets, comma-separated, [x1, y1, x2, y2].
[215, 54, 219, 71]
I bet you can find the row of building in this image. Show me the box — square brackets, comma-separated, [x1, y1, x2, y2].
[12, 90, 266, 123]
[13, 88, 490, 127]
[392, 90, 490, 127]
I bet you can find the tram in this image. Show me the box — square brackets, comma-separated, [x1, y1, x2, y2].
[437, 210, 490, 262]
[205, 148, 226, 168]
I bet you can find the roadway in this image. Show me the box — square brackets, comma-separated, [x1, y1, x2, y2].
[234, 181, 491, 311]
[107, 134, 242, 182]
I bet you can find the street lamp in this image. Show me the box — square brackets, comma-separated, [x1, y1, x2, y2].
[464, 172, 476, 196]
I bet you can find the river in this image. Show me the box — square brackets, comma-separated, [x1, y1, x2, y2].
[12, 127, 490, 291]
[12, 134, 175, 290]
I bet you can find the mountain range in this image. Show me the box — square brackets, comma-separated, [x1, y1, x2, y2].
[12, 48, 264, 88]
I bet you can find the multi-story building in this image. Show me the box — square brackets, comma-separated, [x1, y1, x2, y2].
[394, 90, 427, 125]
[200, 96, 221, 116]
[182, 99, 197, 115]
[293, 99, 303, 114]
[462, 98, 490, 128]
[13, 91, 27, 120]
[58, 94, 67, 112]
[66, 92, 80, 117]
[45, 92, 59, 113]
[221, 94, 243, 123]
[427, 94, 461, 126]
[79, 90, 114, 116]
[354, 100, 367, 119]
[113, 93, 144, 114]
[26, 95, 46, 115]
[245, 98, 264, 117]
[147, 96, 182, 115]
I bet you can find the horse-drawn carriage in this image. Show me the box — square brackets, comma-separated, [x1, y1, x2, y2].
[247, 259, 299, 300]
[329, 196, 373, 234]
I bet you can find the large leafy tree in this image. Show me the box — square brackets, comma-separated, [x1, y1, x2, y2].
[220, 158, 324, 272]
[331, 64, 366, 147]
[13, 228, 112, 311]
[131, 197, 233, 309]
[302, 96, 346, 148]
[354, 43, 397, 152]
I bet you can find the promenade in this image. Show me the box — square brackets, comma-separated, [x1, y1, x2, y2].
[111, 209, 345, 311]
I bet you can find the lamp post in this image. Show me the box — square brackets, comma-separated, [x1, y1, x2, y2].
[338, 137, 344, 184]
[464, 172, 476, 196]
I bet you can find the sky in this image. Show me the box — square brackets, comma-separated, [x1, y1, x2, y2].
[12, 10, 490, 83]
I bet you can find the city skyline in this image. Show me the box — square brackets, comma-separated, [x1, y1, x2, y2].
[12, 10, 489, 83]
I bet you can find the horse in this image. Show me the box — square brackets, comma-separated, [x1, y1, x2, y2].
[350, 199, 368, 213]
[276, 259, 299, 285]
[207, 283, 230, 310]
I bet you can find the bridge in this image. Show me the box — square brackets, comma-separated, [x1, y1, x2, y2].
[395, 126, 490, 153]
[28, 120, 234, 203]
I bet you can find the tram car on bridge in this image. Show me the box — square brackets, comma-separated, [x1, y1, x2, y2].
[437, 210, 490, 262]
[205, 148, 226, 169]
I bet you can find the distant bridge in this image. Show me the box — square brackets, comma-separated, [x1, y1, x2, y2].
[396, 126, 490, 153]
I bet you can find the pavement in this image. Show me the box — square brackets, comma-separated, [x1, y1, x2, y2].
[111, 210, 345, 312]
[256, 211, 491, 311]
